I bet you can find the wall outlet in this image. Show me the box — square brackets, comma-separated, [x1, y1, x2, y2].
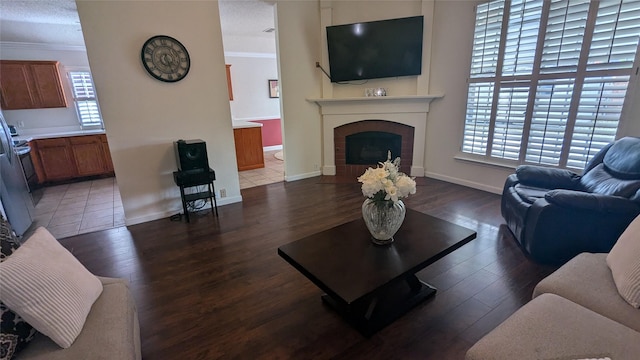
[18, 121, 25, 128]
[219, 188, 226, 198]
[314, 164, 319, 171]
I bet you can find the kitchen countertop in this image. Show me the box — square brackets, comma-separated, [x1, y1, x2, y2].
[232, 121, 263, 129]
[12, 129, 106, 143]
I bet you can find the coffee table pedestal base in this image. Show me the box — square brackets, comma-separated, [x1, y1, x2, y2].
[321, 275, 436, 337]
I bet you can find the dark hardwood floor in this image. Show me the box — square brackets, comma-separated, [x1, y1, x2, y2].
[59, 177, 558, 359]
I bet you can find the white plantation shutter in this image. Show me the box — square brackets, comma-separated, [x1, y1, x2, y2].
[491, 85, 530, 160]
[525, 78, 575, 165]
[470, 1, 505, 78]
[540, 0, 590, 74]
[587, 0, 640, 71]
[463, 83, 494, 154]
[463, 0, 640, 170]
[69, 72, 103, 128]
[502, 0, 543, 76]
[568, 75, 630, 168]
[464, 1, 503, 156]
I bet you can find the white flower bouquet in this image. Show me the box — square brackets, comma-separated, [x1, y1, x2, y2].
[357, 152, 417, 205]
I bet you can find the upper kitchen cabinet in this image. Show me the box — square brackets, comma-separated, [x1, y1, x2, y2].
[0, 60, 68, 110]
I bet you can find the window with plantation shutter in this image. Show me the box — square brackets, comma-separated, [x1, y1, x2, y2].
[68, 71, 103, 129]
[491, 85, 530, 160]
[463, 0, 640, 170]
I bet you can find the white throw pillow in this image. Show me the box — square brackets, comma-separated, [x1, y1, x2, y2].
[606, 215, 640, 308]
[0, 227, 103, 348]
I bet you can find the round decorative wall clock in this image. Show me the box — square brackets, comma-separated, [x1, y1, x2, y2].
[141, 35, 190, 82]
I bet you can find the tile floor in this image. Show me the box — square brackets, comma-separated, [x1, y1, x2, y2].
[30, 177, 124, 239]
[238, 149, 285, 189]
[30, 150, 283, 239]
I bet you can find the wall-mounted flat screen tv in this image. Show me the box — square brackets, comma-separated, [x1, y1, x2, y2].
[326, 16, 424, 83]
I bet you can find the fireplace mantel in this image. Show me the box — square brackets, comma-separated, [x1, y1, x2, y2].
[313, 94, 443, 177]
[307, 94, 443, 115]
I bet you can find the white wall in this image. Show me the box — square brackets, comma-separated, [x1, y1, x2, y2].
[76, 0, 241, 225]
[225, 54, 281, 121]
[278, 0, 639, 194]
[424, 0, 515, 193]
[0, 44, 91, 133]
[275, 1, 323, 180]
[327, 0, 424, 98]
[223, 35, 277, 54]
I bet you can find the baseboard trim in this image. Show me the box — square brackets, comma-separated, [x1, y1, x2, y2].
[125, 195, 242, 226]
[424, 172, 502, 194]
[285, 171, 322, 182]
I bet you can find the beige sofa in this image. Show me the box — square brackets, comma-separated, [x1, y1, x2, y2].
[466, 253, 640, 360]
[17, 277, 141, 360]
[467, 211, 640, 359]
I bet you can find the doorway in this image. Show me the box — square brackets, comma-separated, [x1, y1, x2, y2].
[219, 1, 284, 189]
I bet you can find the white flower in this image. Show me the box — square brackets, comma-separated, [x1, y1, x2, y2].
[357, 152, 417, 204]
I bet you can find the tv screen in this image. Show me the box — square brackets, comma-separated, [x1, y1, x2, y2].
[326, 16, 424, 83]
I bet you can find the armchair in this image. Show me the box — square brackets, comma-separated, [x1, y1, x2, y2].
[501, 137, 640, 264]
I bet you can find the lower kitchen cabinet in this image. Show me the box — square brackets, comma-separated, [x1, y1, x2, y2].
[31, 137, 76, 181]
[102, 135, 114, 173]
[234, 127, 264, 171]
[69, 135, 107, 177]
[30, 134, 115, 183]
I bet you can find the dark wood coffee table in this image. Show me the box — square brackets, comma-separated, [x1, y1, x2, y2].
[277, 208, 476, 336]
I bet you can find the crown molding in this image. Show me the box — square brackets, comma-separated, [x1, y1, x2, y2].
[224, 51, 276, 59]
[0, 41, 86, 52]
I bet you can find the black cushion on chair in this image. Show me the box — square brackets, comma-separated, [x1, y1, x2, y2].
[515, 165, 582, 190]
[513, 184, 548, 204]
[603, 137, 640, 179]
[545, 190, 640, 214]
[581, 164, 640, 198]
[0, 215, 36, 360]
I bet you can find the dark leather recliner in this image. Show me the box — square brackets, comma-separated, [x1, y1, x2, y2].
[501, 137, 640, 264]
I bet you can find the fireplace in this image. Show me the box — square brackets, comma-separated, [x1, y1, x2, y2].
[335, 120, 414, 177]
[312, 95, 438, 177]
[346, 132, 401, 165]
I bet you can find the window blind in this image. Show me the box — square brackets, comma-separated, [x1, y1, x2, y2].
[463, 82, 495, 154]
[502, 0, 543, 76]
[69, 71, 103, 128]
[525, 78, 575, 165]
[470, 1, 505, 78]
[463, 0, 640, 170]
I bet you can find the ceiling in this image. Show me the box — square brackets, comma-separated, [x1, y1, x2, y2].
[0, 0, 276, 47]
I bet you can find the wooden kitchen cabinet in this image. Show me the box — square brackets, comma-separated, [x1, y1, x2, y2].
[0, 60, 67, 110]
[30, 134, 115, 183]
[31, 137, 77, 182]
[226, 64, 233, 101]
[102, 135, 114, 173]
[234, 127, 264, 171]
[69, 135, 107, 177]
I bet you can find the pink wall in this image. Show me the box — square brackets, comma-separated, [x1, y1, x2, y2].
[250, 119, 282, 147]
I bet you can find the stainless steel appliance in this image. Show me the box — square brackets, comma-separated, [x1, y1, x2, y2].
[0, 111, 33, 236]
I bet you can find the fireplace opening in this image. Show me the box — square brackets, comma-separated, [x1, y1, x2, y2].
[346, 131, 401, 165]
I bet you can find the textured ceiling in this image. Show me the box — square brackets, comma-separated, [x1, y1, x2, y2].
[0, 0, 275, 47]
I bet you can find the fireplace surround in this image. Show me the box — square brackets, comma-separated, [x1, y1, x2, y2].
[310, 95, 440, 177]
[336, 120, 414, 177]
[345, 131, 401, 165]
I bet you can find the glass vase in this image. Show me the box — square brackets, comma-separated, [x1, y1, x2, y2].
[362, 198, 406, 245]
